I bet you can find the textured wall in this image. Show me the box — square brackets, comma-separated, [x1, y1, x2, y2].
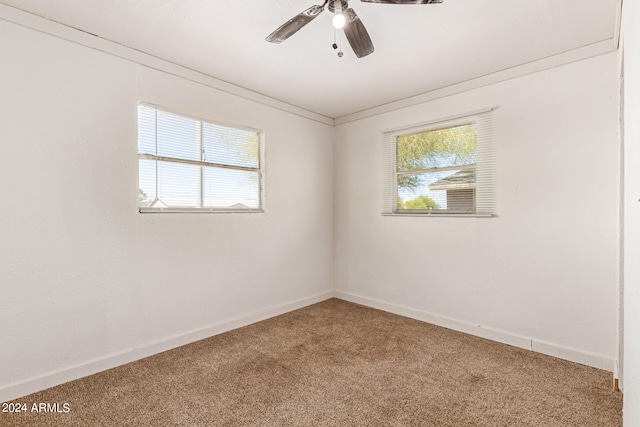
[0, 19, 334, 399]
[334, 52, 620, 368]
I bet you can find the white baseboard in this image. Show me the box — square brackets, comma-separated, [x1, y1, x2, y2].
[531, 340, 613, 372]
[2, 289, 614, 403]
[0, 290, 334, 403]
[613, 359, 620, 391]
[335, 291, 614, 372]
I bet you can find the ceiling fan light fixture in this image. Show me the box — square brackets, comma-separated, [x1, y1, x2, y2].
[266, 0, 442, 58]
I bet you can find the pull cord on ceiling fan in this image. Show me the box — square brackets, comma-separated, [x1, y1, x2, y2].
[266, 0, 444, 59]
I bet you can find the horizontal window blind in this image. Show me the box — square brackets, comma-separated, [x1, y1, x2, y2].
[474, 110, 496, 215]
[138, 104, 262, 212]
[382, 109, 495, 216]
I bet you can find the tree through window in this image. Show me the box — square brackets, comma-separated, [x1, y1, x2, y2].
[383, 109, 495, 216]
[138, 104, 263, 213]
[397, 124, 477, 213]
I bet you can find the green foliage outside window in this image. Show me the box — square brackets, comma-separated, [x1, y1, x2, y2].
[401, 195, 440, 210]
[396, 125, 476, 191]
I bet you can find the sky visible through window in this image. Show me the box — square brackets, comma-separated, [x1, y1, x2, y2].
[397, 170, 460, 209]
[396, 124, 476, 210]
[138, 106, 260, 209]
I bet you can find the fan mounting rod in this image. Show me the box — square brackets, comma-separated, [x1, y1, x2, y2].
[266, 0, 445, 59]
[328, 0, 349, 13]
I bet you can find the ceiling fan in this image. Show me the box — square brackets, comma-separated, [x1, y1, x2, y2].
[266, 0, 443, 59]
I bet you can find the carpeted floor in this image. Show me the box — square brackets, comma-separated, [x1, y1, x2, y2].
[1, 299, 622, 426]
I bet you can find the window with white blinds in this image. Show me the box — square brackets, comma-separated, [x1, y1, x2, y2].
[138, 104, 263, 212]
[382, 109, 495, 216]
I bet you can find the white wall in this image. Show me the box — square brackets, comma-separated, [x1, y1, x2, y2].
[622, 0, 640, 423]
[334, 52, 620, 370]
[0, 4, 626, 405]
[0, 19, 334, 400]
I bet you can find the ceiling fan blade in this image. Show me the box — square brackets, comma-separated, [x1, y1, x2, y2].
[343, 8, 374, 58]
[266, 5, 325, 43]
[360, 0, 443, 4]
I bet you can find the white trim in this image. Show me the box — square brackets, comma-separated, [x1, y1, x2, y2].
[613, 359, 620, 390]
[0, 4, 619, 126]
[0, 290, 334, 402]
[139, 208, 264, 214]
[531, 341, 613, 372]
[613, 0, 622, 50]
[335, 39, 617, 125]
[382, 212, 494, 218]
[0, 3, 334, 127]
[334, 291, 615, 372]
[381, 108, 494, 135]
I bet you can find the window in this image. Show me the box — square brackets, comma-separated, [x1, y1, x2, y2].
[383, 109, 495, 216]
[138, 104, 263, 213]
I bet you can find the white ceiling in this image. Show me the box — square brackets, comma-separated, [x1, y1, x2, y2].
[1, 0, 618, 118]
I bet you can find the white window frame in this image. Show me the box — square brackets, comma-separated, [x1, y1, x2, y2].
[138, 103, 265, 214]
[382, 108, 495, 217]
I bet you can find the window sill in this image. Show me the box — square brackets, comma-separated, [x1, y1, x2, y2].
[140, 207, 264, 214]
[383, 212, 494, 218]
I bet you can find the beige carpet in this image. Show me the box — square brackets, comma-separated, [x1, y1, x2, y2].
[1, 299, 622, 426]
